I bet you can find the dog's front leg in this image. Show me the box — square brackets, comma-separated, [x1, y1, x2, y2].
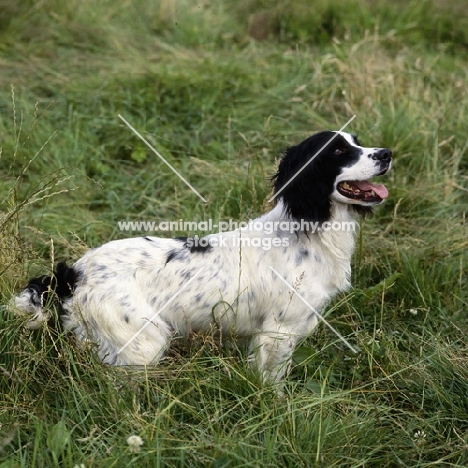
[250, 328, 298, 384]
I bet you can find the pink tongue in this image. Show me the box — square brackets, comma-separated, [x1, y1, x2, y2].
[353, 180, 389, 199]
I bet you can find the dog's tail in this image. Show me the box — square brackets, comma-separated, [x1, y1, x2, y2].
[10, 262, 79, 329]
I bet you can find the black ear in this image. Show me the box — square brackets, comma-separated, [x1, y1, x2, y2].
[272, 144, 335, 223]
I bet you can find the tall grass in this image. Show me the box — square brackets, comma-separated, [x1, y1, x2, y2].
[0, 0, 467, 466]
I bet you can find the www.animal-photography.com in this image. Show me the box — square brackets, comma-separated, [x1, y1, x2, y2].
[1, 1, 467, 467]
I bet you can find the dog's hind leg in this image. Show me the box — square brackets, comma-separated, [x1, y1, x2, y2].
[97, 317, 172, 367]
[62, 297, 173, 367]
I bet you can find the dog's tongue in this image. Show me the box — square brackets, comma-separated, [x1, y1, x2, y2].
[354, 180, 389, 199]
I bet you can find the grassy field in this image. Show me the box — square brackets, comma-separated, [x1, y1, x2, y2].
[1, 0, 467, 466]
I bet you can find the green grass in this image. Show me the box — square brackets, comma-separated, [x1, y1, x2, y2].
[1, 0, 467, 466]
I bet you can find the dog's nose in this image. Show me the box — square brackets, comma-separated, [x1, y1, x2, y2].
[371, 148, 392, 162]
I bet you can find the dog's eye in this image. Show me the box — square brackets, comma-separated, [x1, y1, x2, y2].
[333, 148, 346, 155]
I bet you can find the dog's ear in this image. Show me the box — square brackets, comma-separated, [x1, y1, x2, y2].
[272, 144, 334, 223]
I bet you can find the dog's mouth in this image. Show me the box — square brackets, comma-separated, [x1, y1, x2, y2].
[337, 179, 389, 203]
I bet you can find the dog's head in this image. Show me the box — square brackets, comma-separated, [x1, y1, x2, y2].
[272, 131, 392, 222]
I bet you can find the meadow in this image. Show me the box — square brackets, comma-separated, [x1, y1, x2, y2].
[0, 0, 467, 466]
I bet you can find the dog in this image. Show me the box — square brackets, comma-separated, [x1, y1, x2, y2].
[12, 131, 392, 383]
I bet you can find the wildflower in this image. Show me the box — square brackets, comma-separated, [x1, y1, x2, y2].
[127, 435, 144, 453]
[409, 308, 418, 316]
[414, 430, 426, 446]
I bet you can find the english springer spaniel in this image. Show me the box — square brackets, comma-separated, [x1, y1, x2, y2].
[12, 131, 392, 383]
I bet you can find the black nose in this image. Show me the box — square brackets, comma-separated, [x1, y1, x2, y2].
[371, 148, 392, 162]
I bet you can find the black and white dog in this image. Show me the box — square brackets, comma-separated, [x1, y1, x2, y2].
[12, 131, 392, 382]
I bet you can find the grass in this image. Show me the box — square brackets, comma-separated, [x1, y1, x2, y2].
[0, 0, 467, 466]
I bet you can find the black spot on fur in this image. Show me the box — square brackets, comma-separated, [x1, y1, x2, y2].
[124, 314, 130, 323]
[181, 270, 192, 280]
[174, 236, 212, 254]
[165, 236, 214, 261]
[295, 248, 309, 266]
[165, 249, 181, 265]
[189, 241, 212, 254]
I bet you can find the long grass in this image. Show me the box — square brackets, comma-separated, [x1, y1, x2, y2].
[1, 0, 467, 466]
